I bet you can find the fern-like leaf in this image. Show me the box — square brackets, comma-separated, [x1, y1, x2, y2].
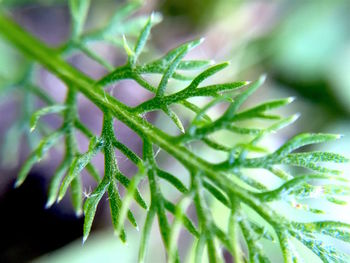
[0, 2, 349, 263]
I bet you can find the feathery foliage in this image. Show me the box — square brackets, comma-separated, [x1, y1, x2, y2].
[0, 1, 349, 262]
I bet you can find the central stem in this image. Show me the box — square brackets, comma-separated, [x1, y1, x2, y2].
[0, 14, 279, 227]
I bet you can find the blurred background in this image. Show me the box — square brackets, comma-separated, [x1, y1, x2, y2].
[0, 0, 350, 262]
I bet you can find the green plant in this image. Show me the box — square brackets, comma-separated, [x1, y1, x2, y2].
[0, 1, 349, 262]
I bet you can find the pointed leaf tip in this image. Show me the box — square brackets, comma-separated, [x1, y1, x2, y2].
[150, 12, 162, 25]
[122, 35, 135, 57]
[336, 134, 344, 139]
[287, 96, 296, 103]
[259, 74, 267, 83]
[45, 198, 55, 209]
[76, 208, 83, 217]
[57, 192, 64, 203]
[293, 113, 301, 120]
[14, 179, 22, 188]
[82, 235, 88, 245]
[189, 38, 205, 49]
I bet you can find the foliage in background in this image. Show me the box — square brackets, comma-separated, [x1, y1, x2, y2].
[160, 0, 238, 29]
[0, 1, 350, 262]
[234, 0, 350, 117]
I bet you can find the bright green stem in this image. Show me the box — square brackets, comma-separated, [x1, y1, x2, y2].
[0, 14, 282, 229]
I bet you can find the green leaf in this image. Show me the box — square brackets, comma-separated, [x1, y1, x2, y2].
[149, 39, 204, 71]
[15, 153, 38, 188]
[195, 81, 247, 96]
[268, 167, 293, 181]
[251, 114, 300, 144]
[168, 194, 193, 263]
[139, 59, 213, 77]
[228, 209, 244, 263]
[326, 196, 347, 205]
[222, 74, 266, 120]
[71, 174, 83, 216]
[190, 96, 231, 129]
[35, 130, 64, 159]
[2, 9, 350, 263]
[281, 155, 345, 175]
[249, 221, 275, 241]
[114, 164, 145, 236]
[132, 14, 153, 65]
[46, 157, 71, 208]
[156, 39, 204, 97]
[228, 125, 262, 135]
[115, 171, 148, 210]
[276, 230, 300, 263]
[69, 0, 90, 38]
[255, 174, 344, 202]
[102, 4, 161, 39]
[240, 219, 271, 263]
[112, 137, 142, 165]
[295, 221, 350, 243]
[107, 182, 127, 243]
[202, 137, 231, 152]
[234, 97, 295, 121]
[180, 100, 212, 122]
[274, 133, 342, 157]
[15, 130, 64, 187]
[291, 231, 350, 263]
[162, 106, 185, 133]
[122, 35, 135, 59]
[57, 137, 104, 201]
[194, 235, 206, 263]
[233, 170, 268, 191]
[138, 208, 156, 263]
[85, 163, 101, 182]
[30, 104, 66, 132]
[83, 177, 109, 243]
[212, 224, 234, 252]
[186, 62, 230, 90]
[285, 152, 349, 163]
[107, 2, 142, 28]
[203, 180, 230, 207]
[156, 168, 188, 194]
[163, 199, 199, 237]
[75, 42, 114, 71]
[177, 60, 213, 70]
